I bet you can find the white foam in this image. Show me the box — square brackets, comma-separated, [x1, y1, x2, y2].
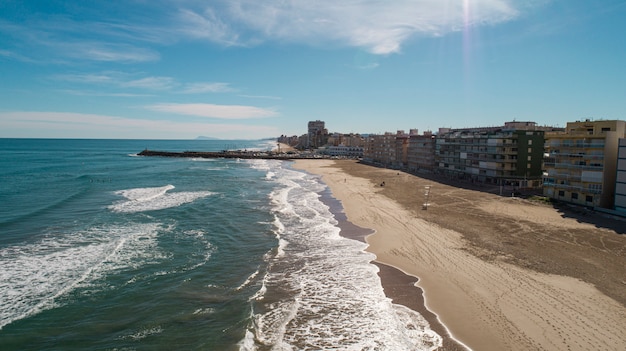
[0, 223, 165, 330]
[192, 308, 215, 315]
[236, 268, 261, 291]
[180, 229, 213, 272]
[122, 325, 164, 340]
[250, 272, 269, 302]
[238, 330, 256, 351]
[243, 162, 442, 350]
[247, 158, 272, 172]
[119, 184, 175, 202]
[108, 185, 214, 213]
[188, 157, 217, 162]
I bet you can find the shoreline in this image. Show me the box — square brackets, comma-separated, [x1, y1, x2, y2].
[293, 159, 626, 351]
[316, 187, 466, 350]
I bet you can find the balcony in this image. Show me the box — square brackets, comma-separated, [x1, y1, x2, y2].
[543, 183, 602, 194]
[549, 163, 603, 171]
[547, 142, 605, 149]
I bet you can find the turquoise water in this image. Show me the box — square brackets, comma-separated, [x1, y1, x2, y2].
[0, 139, 440, 350]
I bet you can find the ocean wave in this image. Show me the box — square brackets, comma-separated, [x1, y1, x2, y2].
[236, 268, 261, 291]
[108, 185, 214, 213]
[243, 162, 442, 350]
[0, 223, 164, 330]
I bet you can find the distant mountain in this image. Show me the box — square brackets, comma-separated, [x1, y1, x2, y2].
[195, 136, 219, 140]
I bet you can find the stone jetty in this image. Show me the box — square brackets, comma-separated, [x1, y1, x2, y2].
[138, 149, 323, 160]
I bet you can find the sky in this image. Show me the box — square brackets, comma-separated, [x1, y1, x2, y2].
[1, 0, 625, 140]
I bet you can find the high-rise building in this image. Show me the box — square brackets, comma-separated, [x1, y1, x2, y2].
[543, 120, 626, 208]
[307, 120, 328, 149]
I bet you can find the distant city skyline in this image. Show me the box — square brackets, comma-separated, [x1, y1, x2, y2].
[1, 1, 625, 139]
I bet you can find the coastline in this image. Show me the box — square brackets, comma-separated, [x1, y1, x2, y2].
[316, 187, 466, 350]
[293, 159, 626, 351]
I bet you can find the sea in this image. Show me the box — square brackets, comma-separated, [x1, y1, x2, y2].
[0, 138, 441, 350]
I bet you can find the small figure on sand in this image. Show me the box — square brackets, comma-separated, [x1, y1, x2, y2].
[380, 181, 385, 187]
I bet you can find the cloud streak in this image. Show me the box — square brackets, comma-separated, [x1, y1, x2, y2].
[182, 82, 236, 94]
[1, 0, 526, 62]
[54, 72, 234, 94]
[180, 0, 522, 54]
[145, 103, 277, 119]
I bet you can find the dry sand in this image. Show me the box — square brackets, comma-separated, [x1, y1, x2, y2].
[293, 159, 626, 351]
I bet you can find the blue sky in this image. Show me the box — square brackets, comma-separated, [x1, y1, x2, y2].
[1, 0, 625, 139]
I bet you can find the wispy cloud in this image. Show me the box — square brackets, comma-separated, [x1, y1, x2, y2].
[177, 8, 242, 46]
[0, 111, 279, 139]
[182, 82, 236, 93]
[57, 89, 153, 98]
[54, 72, 233, 94]
[0, 16, 160, 64]
[55, 73, 121, 84]
[1, 1, 527, 62]
[179, 0, 522, 54]
[238, 94, 282, 100]
[145, 103, 277, 119]
[0, 49, 37, 63]
[123, 76, 176, 90]
[65, 42, 160, 62]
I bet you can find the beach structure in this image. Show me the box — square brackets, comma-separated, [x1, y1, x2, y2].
[543, 119, 626, 209]
[322, 145, 364, 157]
[434, 121, 550, 188]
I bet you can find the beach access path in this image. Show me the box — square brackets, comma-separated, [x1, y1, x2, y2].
[293, 159, 626, 351]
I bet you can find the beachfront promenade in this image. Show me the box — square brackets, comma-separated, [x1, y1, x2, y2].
[138, 149, 328, 160]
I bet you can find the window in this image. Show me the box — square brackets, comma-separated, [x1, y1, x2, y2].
[528, 148, 532, 153]
[571, 193, 578, 200]
[528, 140, 532, 145]
[558, 190, 565, 197]
[586, 195, 593, 202]
[589, 184, 602, 192]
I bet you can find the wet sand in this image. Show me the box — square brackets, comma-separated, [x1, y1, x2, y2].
[293, 159, 626, 351]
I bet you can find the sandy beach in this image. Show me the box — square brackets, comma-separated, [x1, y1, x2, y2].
[293, 159, 626, 351]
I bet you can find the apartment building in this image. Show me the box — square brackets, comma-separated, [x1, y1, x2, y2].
[616, 139, 626, 214]
[327, 133, 365, 148]
[407, 131, 436, 173]
[363, 132, 397, 167]
[393, 130, 410, 169]
[543, 120, 626, 208]
[435, 122, 546, 187]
